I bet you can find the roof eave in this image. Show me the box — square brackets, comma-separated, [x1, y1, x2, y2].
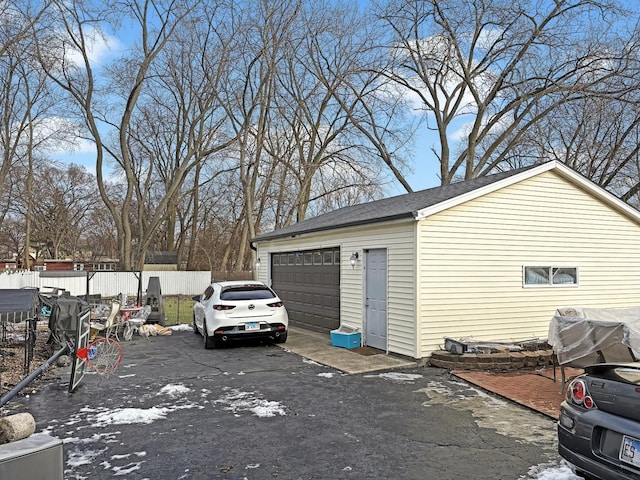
[414, 161, 640, 224]
[414, 162, 561, 220]
[252, 213, 415, 243]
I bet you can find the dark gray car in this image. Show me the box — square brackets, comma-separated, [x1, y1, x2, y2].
[558, 363, 640, 480]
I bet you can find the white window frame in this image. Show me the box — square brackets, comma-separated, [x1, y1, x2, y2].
[523, 266, 579, 287]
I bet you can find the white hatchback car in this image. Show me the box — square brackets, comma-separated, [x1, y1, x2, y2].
[192, 281, 289, 349]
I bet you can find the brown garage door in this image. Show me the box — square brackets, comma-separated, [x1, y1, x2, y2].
[271, 248, 340, 332]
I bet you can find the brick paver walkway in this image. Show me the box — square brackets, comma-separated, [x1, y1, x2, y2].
[452, 366, 584, 419]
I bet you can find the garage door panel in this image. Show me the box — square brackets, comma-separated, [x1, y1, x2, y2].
[272, 248, 340, 332]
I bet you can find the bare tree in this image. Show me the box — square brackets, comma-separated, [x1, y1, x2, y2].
[123, 2, 236, 269]
[374, 0, 640, 185]
[0, 0, 52, 59]
[40, 0, 212, 269]
[267, 0, 392, 223]
[0, 5, 73, 267]
[10, 162, 98, 259]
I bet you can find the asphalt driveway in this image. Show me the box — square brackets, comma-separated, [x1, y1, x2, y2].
[9, 328, 571, 479]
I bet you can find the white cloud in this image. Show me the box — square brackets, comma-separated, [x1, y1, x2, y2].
[64, 27, 123, 67]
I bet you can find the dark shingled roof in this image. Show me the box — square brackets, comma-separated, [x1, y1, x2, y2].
[253, 164, 539, 242]
[145, 251, 178, 264]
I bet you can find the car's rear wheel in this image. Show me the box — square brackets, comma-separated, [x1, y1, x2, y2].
[274, 332, 287, 344]
[203, 322, 216, 349]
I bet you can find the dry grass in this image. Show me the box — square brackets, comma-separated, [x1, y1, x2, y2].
[162, 295, 194, 325]
[1, 326, 58, 394]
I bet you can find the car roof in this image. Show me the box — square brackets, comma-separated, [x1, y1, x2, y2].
[213, 280, 266, 288]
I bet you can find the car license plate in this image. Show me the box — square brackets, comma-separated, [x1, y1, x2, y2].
[620, 435, 640, 467]
[245, 322, 259, 331]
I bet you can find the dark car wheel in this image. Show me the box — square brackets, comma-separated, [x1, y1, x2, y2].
[274, 332, 287, 344]
[203, 322, 216, 349]
[193, 315, 199, 335]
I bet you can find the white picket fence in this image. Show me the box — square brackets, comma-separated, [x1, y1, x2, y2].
[0, 270, 212, 298]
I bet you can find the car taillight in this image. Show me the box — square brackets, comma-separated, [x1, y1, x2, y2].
[567, 378, 596, 409]
[267, 301, 283, 307]
[571, 380, 586, 403]
[213, 305, 235, 311]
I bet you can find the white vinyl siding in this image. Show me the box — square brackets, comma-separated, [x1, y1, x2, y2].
[256, 219, 417, 357]
[417, 170, 640, 357]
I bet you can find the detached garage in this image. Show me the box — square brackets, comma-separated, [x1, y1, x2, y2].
[252, 161, 640, 360]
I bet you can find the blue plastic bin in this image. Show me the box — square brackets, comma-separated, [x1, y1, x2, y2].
[330, 330, 361, 349]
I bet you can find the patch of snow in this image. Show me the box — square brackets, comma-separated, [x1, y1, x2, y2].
[158, 383, 191, 397]
[118, 374, 136, 378]
[66, 447, 108, 467]
[317, 372, 335, 378]
[416, 381, 557, 447]
[303, 358, 323, 366]
[521, 462, 583, 479]
[364, 372, 423, 382]
[111, 451, 146, 460]
[214, 387, 286, 417]
[170, 324, 194, 332]
[63, 470, 88, 480]
[63, 432, 119, 445]
[246, 464, 260, 469]
[113, 462, 143, 476]
[93, 407, 171, 426]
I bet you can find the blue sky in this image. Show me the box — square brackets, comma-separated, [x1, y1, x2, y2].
[47, 11, 445, 196]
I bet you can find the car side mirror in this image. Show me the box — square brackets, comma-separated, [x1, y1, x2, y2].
[192, 295, 201, 302]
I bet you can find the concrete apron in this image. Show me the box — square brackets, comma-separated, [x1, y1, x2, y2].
[279, 326, 416, 374]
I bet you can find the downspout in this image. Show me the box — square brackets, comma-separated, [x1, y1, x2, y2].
[250, 242, 258, 281]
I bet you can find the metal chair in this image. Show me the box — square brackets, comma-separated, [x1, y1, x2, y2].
[89, 301, 121, 339]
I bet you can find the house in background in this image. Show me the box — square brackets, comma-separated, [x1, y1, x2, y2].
[143, 251, 178, 271]
[252, 160, 640, 359]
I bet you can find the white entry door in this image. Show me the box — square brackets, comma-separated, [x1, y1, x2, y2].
[365, 248, 387, 350]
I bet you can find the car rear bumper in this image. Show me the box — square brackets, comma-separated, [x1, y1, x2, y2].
[558, 438, 639, 480]
[212, 323, 287, 342]
[558, 403, 640, 480]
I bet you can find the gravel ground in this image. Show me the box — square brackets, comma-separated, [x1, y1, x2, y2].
[1, 326, 59, 398]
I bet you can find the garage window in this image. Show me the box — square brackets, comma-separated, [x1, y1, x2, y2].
[524, 266, 578, 287]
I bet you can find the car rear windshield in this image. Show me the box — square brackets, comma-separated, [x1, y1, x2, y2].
[612, 367, 640, 385]
[590, 365, 640, 385]
[220, 286, 276, 301]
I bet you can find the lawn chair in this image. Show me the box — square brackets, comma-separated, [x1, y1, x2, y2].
[89, 301, 121, 339]
[123, 305, 151, 341]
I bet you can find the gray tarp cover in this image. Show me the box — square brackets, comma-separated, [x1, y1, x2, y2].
[47, 296, 89, 347]
[548, 307, 640, 365]
[0, 289, 38, 314]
